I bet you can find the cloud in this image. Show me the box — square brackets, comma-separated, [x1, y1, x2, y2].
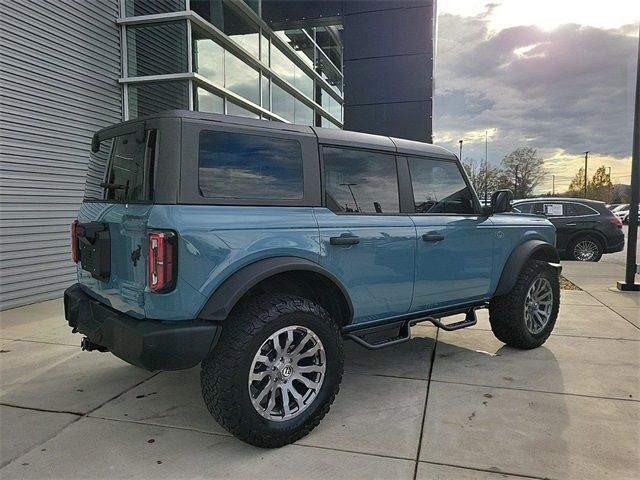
[434, 9, 638, 192]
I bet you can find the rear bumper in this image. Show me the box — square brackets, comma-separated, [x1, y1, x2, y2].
[64, 283, 220, 371]
[605, 238, 625, 254]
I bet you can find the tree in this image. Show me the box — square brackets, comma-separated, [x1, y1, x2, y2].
[501, 147, 546, 198]
[567, 167, 586, 197]
[463, 159, 511, 200]
[588, 166, 613, 202]
[567, 165, 612, 201]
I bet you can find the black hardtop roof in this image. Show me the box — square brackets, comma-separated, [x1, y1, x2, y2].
[95, 110, 456, 160]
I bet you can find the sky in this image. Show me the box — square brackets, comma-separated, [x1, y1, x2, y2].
[434, 0, 639, 193]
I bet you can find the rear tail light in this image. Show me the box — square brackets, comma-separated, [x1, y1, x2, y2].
[148, 231, 177, 293]
[71, 220, 79, 263]
[610, 216, 623, 228]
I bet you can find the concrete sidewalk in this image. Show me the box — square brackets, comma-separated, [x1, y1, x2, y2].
[1, 269, 638, 479]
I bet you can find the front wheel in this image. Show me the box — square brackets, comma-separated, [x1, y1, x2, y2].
[489, 260, 560, 349]
[201, 294, 343, 448]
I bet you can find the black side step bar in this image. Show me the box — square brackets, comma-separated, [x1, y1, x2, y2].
[345, 307, 480, 350]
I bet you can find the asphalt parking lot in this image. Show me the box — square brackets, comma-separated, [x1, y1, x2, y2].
[1, 230, 638, 479]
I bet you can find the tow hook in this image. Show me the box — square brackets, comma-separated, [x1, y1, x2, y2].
[81, 337, 108, 353]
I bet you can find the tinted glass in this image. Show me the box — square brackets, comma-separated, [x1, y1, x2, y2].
[125, 0, 185, 16]
[409, 158, 475, 214]
[128, 81, 189, 118]
[127, 22, 188, 76]
[513, 202, 538, 214]
[570, 203, 598, 216]
[323, 148, 399, 214]
[196, 87, 224, 113]
[199, 131, 303, 199]
[85, 131, 155, 202]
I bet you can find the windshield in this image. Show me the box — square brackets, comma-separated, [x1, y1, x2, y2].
[84, 130, 156, 202]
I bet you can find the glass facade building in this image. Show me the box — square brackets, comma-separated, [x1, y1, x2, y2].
[121, 0, 344, 129]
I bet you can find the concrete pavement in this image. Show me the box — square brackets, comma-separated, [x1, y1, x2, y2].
[1, 263, 638, 479]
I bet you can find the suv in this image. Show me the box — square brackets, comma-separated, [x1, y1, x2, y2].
[65, 111, 561, 448]
[513, 198, 624, 262]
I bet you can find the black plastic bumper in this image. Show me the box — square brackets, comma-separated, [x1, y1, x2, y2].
[64, 283, 220, 371]
[606, 238, 625, 254]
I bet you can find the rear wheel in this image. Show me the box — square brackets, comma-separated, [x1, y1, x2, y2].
[489, 260, 560, 349]
[200, 294, 343, 448]
[567, 236, 603, 262]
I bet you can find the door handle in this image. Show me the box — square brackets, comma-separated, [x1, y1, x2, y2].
[330, 234, 360, 245]
[422, 232, 445, 242]
[566, 223, 577, 227]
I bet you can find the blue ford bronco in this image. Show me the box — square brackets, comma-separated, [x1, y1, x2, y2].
[65, 110, 561, 447]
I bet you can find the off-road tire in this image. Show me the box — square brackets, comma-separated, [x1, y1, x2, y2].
[489, 260, 560, 349]
[567, 235, 603, 262]
[201, 294, 343, 448]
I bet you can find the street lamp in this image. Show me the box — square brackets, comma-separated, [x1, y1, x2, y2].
[458, 139, 463, 161]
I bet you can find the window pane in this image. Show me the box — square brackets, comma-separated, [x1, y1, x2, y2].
[321, 116, 339, 129]
[271, 45, 295, 85]
[225, 52, 260, 105]
[572, 203, 597, 216]
[125, 0, 185, 17]
[194, 38, 224, 85]
[127, 22, 187, 76]
[514, 202, 536, 214]
[324, 148, 399, 214]
[84, 139, 113, 200]
[128, 81, 189, 118]
[261, 34, 270, 65]
[199, 130, 303, 199]
[294, 99, 313, 126]
[272, 83, 294, 122]
[409, 158, 475, 214]
[295, 68, 314, 99]
[88, 131, 156, 202]
[227, 101, 259, 118]
[196, 87, 224, 113]
[261, 75, 270, 109]
[222, 1, 259, 58]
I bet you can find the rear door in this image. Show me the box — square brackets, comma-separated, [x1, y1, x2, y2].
[76, 124, 157, 318]
[315, 146, 416, 324]
[407, 156, 494, 311]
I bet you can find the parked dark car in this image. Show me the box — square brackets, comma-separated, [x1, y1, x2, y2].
[513, 198, 624, 261]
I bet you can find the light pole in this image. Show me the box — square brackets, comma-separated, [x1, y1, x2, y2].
[458, 139, 463, 161]
[583, 151, 589, 198]
[617, 28, 640, 291]
[514, 164, 519, 199]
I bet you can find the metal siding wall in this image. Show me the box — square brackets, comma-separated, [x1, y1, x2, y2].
[0, 0, 122, 310]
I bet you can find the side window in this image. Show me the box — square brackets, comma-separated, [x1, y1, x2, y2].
[408, 158, 475, 214]
[198, 130, 303, 199]
[323, 147, 400, 214]
[542, 203, 564, 216]
[514, 202, 536, 214]
[571, 203, 598, 216]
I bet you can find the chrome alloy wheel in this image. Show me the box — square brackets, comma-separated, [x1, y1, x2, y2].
[248, 325, 326, 422]
[524, 277, 554, 335]
[573, 240, 599, 261]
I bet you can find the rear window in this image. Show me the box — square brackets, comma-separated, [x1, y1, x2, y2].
[198, 130, 303, 199]
[84, 130, 156, 202]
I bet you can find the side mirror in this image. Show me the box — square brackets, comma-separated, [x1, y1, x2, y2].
[491, 189, 514, 213]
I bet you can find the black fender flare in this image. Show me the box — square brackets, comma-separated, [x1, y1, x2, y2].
[197, 256, 354, 322]
[494, 240, 561, 296]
